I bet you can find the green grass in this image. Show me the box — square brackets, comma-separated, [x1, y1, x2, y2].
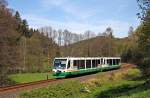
[20, 80, 84, 98]
[20, 68, 150, 98]
[80, 68, 146, 98]
[9, 73, 53, 83]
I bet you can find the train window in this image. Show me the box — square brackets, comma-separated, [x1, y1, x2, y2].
[103, 59, 105, 65]
[73, 60, 77, 66]
[112, 59, 116, 65]
[116, 59, 120, 65]
[107, 59, 120, 65]
[96, 60, 99, 67]
[107, 59, 109, 65]
[79, 60, 85, 69]
[98, 59, 100, 65]
[67, 60, 70, 69]
[73, 60, 79, 69]
[101, 59, 103, 65]
[86, 60, 91, 68]
[92, 60, 97, 68]
[107, 59, 112, 66]
[54, 59, 67, 69]
[110, 59, 113, 65]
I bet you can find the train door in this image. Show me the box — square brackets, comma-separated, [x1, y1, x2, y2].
[102, 58, 109, 67]
[67, 59, 71, 69]
[65, 59, 74, 70]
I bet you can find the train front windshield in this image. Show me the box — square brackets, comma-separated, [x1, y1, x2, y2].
[54, 59, 67, 69]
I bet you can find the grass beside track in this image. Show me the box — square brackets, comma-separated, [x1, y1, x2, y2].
[20, 68, 150, 98]
[9, 73, 53, 83]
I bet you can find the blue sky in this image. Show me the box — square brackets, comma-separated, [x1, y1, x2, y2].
[8, 0, 140, 37]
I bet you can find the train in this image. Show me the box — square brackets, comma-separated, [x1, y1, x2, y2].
[52, 57, 121, 78]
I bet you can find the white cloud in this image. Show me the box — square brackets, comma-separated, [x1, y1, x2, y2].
[40, 0, 96, 20]
[41, 0, 67, 6]
[41, 0, 67, 10]
[23, 14, 137, 38]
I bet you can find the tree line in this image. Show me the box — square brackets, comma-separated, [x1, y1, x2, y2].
[39, 26, 114, 46]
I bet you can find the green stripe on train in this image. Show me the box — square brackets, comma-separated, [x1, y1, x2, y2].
[53, 65, 121, 78]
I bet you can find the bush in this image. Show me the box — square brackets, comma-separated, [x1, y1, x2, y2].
[121, 48, 143, 64]
[138, 58, 150, 81]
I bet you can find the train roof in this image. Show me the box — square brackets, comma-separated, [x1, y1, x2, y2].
[54, 57, 121, 60]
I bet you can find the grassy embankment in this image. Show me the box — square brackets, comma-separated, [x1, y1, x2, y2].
[20, 67, 150, 98]
[9, 73, 53, 83]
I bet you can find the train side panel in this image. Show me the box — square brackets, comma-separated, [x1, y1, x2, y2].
[53, 64, 121, 78]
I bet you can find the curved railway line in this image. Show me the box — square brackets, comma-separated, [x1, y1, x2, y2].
[0, 78, 69, 98]
[0, 63, 136, 98]
[0, 79, 63, 92]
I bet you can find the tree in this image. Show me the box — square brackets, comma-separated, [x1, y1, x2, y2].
[104, 27, 114, 56]
[136, 0, 150, 82]
[121, 48, 142, 64]
[84, 30, 92, 39]
[0, 0, 7, 7]
[84, 30, 92, 56]
[128, 26, 134, 38]
[15, 11, 21, 23]
[52, 29, 57, 42]
[72, 33, 80, 43]
[58, 29, 62, 46]
[63, 29, 69, 46]
[22, 19, 30, 37]
[105, 27, 113, 38]
[121, 49, 132, 63]
[15, 11, 22, 34]
[137, 0, 150, 21]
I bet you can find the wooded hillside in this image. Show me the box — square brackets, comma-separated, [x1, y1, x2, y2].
[60, 36, 131, 57]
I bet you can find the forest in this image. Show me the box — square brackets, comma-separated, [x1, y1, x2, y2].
[0, 0, 150, 88]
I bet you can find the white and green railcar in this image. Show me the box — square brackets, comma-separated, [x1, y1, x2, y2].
[52, 57, 121, 78]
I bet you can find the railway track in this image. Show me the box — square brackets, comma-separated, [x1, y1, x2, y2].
[0, 78, 67, 98]
[0, 79, 64, 93]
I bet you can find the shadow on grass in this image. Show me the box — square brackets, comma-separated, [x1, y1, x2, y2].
[0, 78, 17, 87]
[123, 72, 145, 82]
[96, 82, 150, 98]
